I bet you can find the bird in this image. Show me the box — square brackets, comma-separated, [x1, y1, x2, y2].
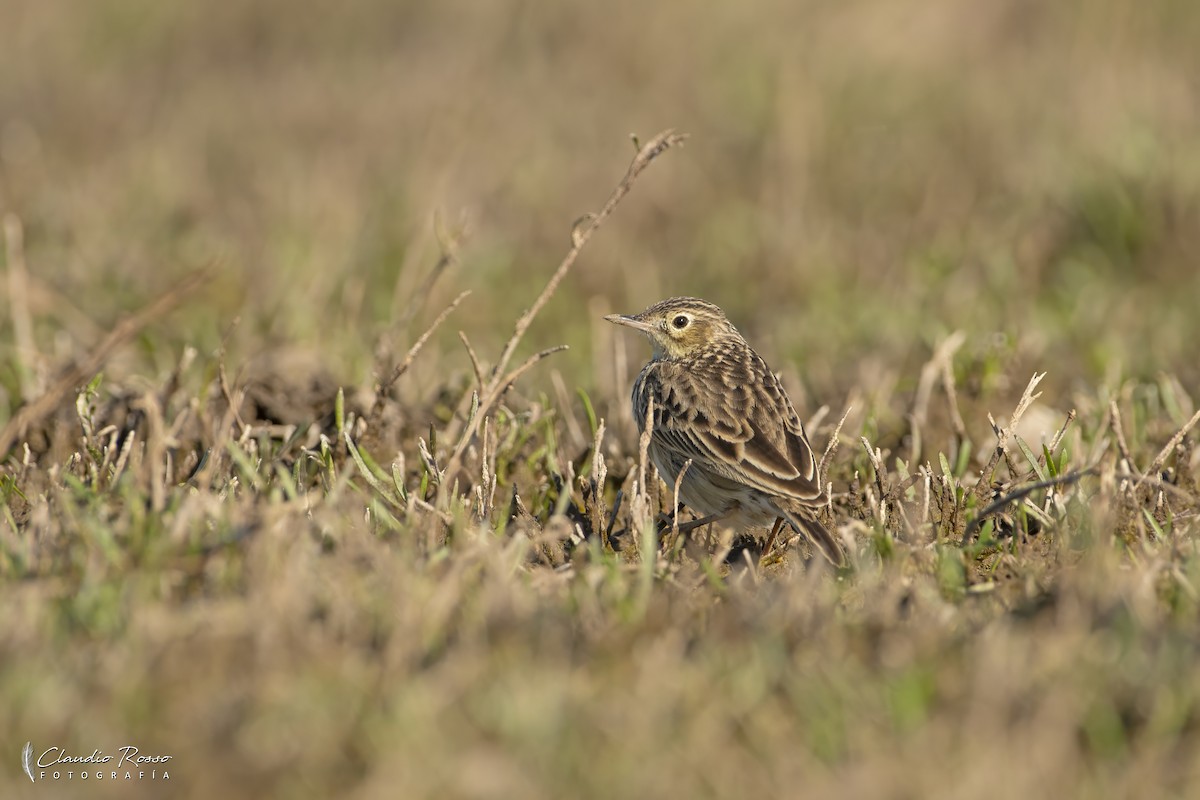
[605, 297, 844, 566]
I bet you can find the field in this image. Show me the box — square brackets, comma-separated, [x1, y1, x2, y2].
[3, 1, 1200, 797]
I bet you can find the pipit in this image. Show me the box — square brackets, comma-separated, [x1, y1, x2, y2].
[606, 297, 844, 566]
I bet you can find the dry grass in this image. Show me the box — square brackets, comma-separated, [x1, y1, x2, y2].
[3, 1, 1200, 798]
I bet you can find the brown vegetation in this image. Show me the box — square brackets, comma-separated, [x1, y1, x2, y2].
[2, 1, 1199, 797]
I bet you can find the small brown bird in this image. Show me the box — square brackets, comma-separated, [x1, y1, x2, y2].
[606, 297, 843, 565]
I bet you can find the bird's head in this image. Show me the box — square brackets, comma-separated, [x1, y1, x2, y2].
[605, 297, 737, 360]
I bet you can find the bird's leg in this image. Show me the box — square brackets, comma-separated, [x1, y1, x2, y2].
[674, 512, 727, 536]
[760, 517, 786, 564]
[660, 509, 727, 558]
[655, 502, 687, 533]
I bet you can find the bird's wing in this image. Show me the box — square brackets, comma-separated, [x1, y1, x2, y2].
[640, 357, 825, 504]
[775, 505, 845, 566]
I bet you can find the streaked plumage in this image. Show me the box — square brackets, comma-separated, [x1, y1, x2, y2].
[606, 297, 843, 565]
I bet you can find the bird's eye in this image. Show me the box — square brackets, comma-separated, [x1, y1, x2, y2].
[672, 315, 689, 329]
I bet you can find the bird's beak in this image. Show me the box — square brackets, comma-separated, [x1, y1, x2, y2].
[604, 313, 655, 333]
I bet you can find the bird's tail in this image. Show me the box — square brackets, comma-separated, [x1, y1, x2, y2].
[776, 506, 845, 567]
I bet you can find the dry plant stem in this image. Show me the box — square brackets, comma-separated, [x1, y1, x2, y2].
[218, 359, 249, 437]
[4, 214, 38, 401]
[587, 419, 609, 543]
[490, 346, 570, 401]
[192, 395, 242, 489]
[1044, 409, 1077, 462]
[1143, 406, 1200, 480]
[963, 467, 1098, 539]
[138, 391, 168, 512]
[1111, 399, 1137, 474]
[861, 435, 889, 519]
[551, 370, 587, 451]
[623, 393, 658, 558]
[974, 372, 1045, 502]
[0, 267, 212, 459]
[941, 357, 967, 441]
[409, 495, 454, 526]
[458, 330, 486, 391]
[636, 395, 655, 517]
[921, 467, 933, 530]
[664, 458, 693, 555]
[912, 331, 966, 435]
[376, 290, 471, 404]
[1123, 470, 1199, 505]
[818, 405, 852, 486]
[111, 428, 136, 486]
[372, 221, 467, 411]
[490, 130, 687, 387]
[906, 413, 923, 478]
[441, 129, 688, 486]
[395, 214, 465, 329]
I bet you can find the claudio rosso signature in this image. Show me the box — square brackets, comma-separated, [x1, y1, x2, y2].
[22, 742, 172, 782]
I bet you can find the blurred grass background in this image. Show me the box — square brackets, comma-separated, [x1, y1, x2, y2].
[5, 0, 1199, 404]
[3, 1, 1200, 798]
